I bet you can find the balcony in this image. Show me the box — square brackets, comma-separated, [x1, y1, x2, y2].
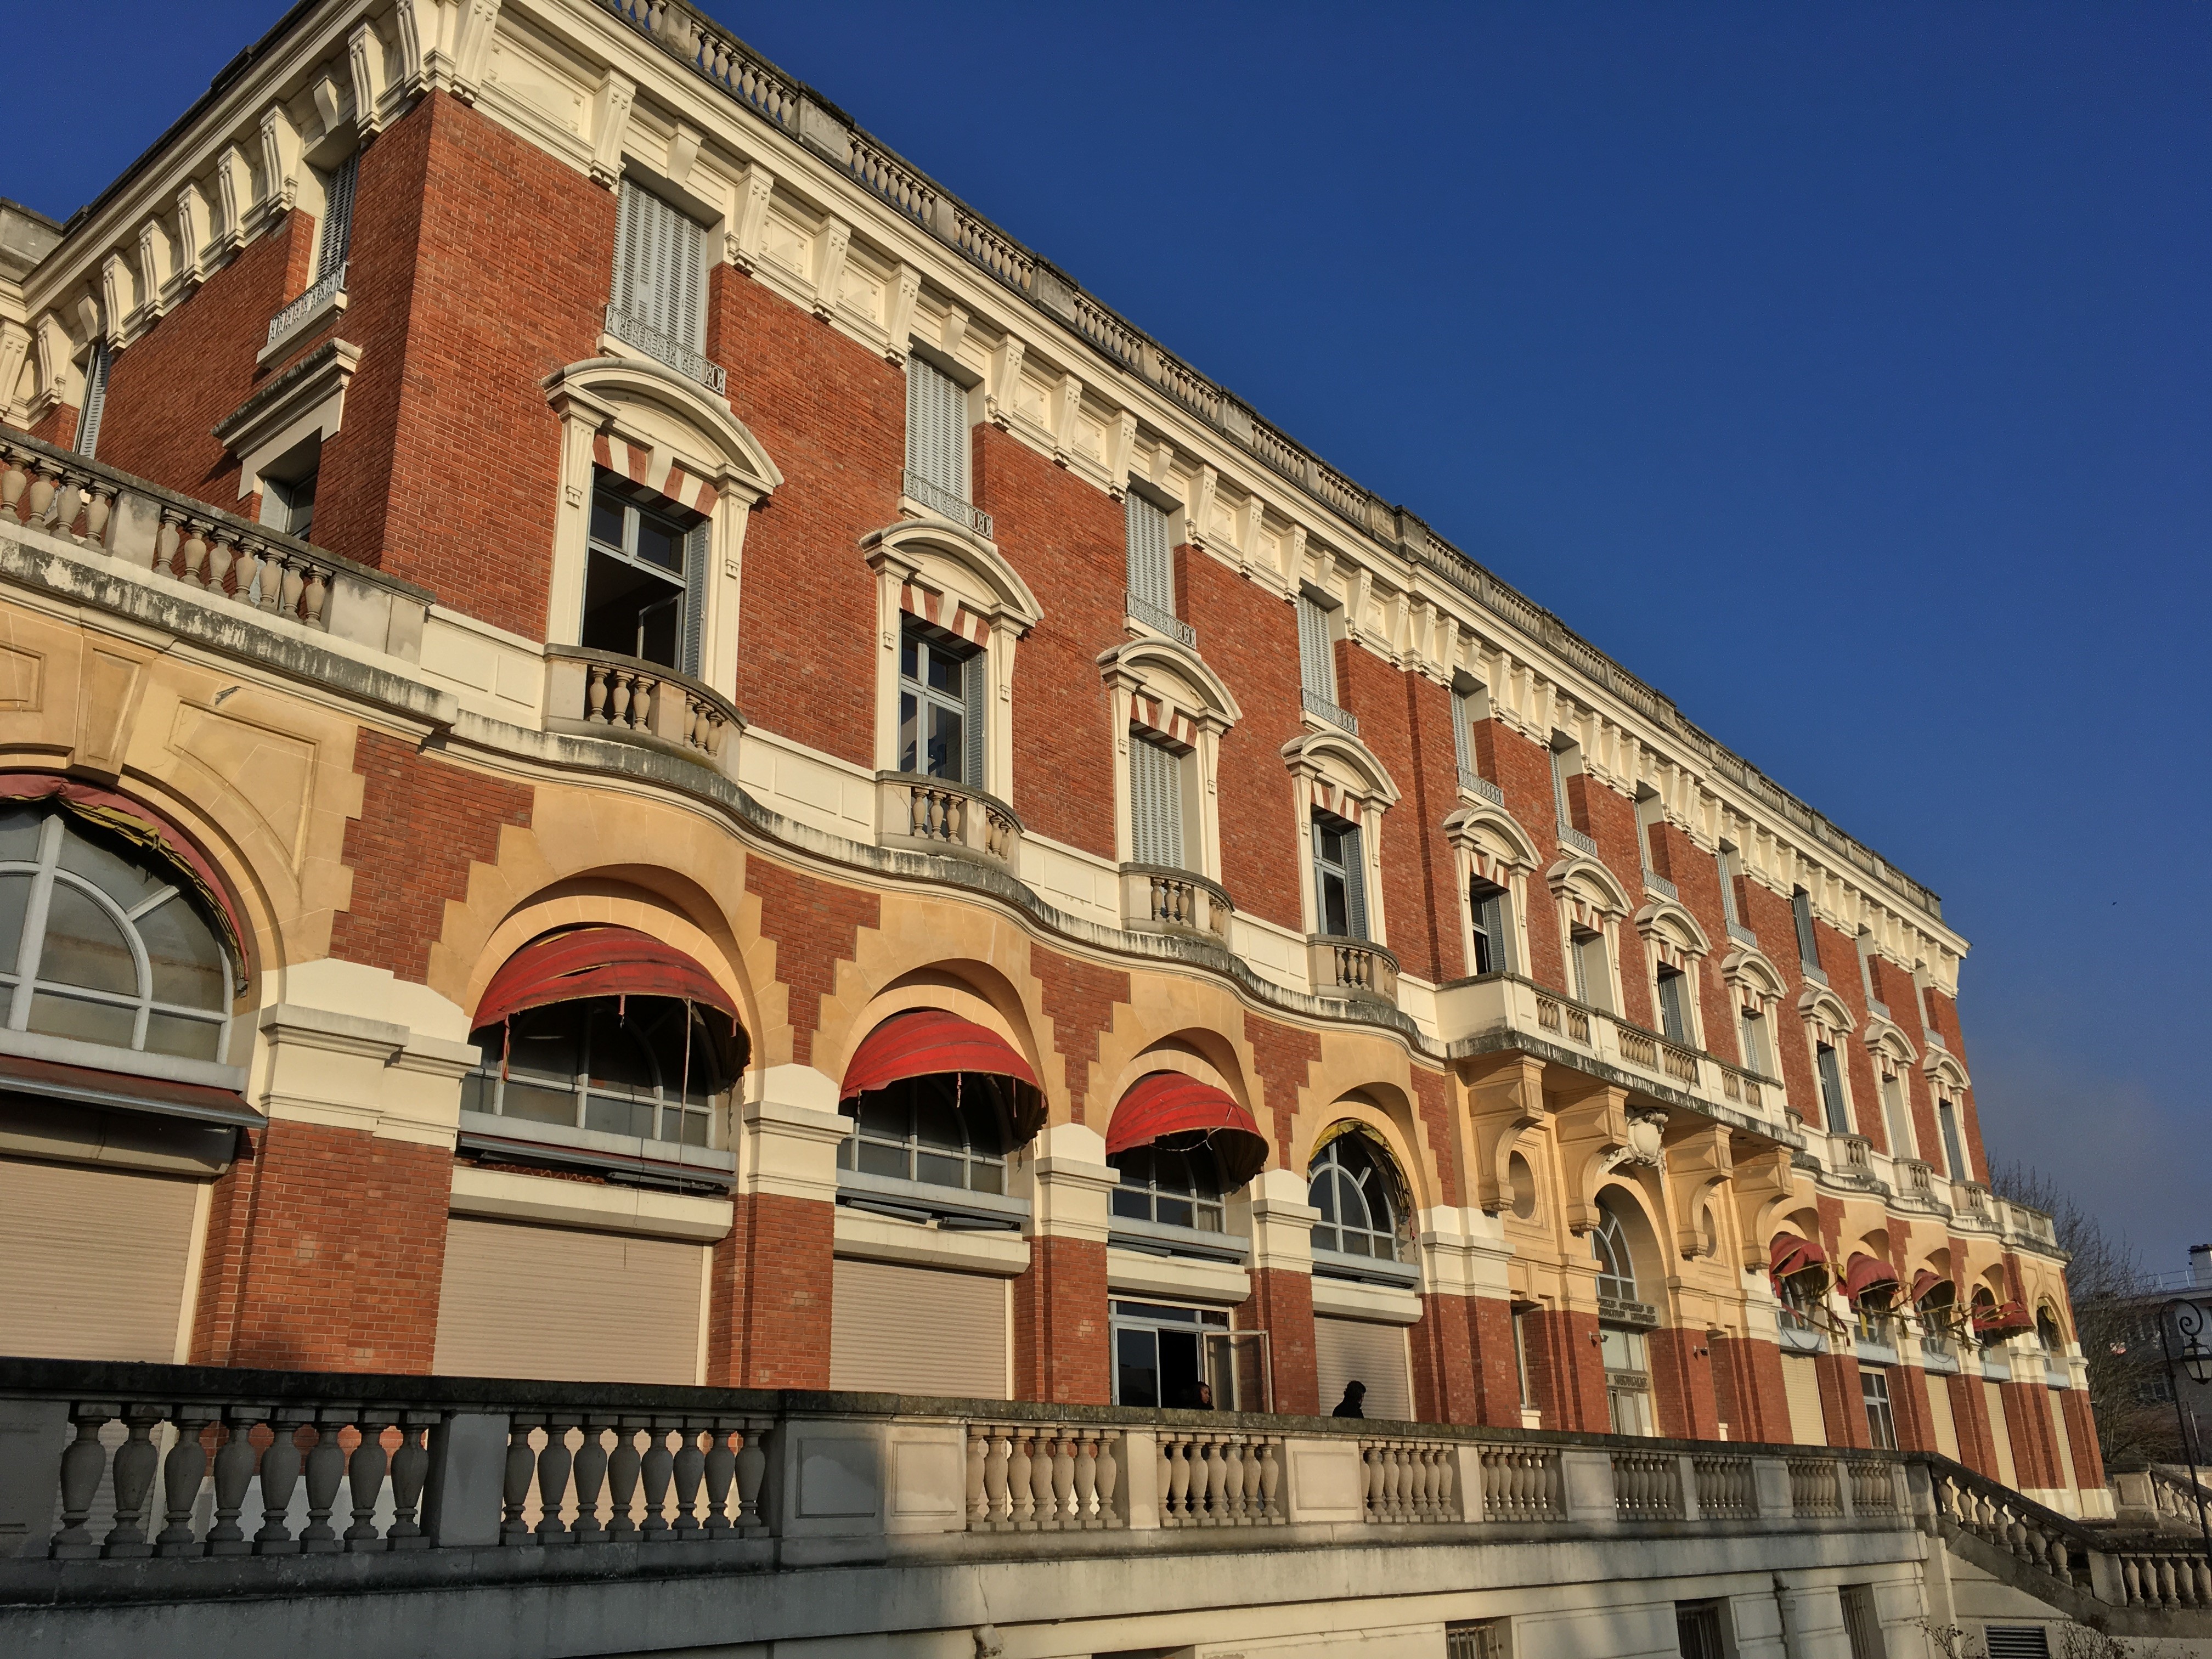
[1458, 767, 1505, 806]
[1, 1352, 2193, 1653]
[543, 645, 742, 777]
[1558, 823, 1599, 858]
[901, 467, 994, 539]
[1725, 919, 1759, 947]
[1120, 864, 1233, 943]
[1641, 867, 1679, 902]
[262, 262, 346, 361]
[603, 302, 727, 394]
[1307, 934, 1398, 1005]
[1893, 1159, 1943, 1208]
[1125, 590, 1196, 650]
[1300, 686, 1358, 736]
[876, 771, 1023, 871]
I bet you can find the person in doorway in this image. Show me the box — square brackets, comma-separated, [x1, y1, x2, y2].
[1184, 1381, 1214, 1410]
[1332, 1380, 1366, 1418]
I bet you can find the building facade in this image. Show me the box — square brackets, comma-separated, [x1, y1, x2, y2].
[0, 2, 2159, 1652]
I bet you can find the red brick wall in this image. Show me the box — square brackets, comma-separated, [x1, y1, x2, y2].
[972, 427, 1122, 859]
[1034, 949, 1128, 1127]
[1483, 720, 1567, 992]
[1180, 556, 1305, 934]
[1649, 1327, 1722, 1440]
[1814, 1350, 1871, 1447]
[327, 730, 533, 985]
[2060, 1389, 2104, 1491]
[1245, 1266, 1317, 1416]
[1523, 1307, 1606, 1431]
[716, 277, 901, 769]
[93, 211, 315, 504]
[189, 1119, 453, 1372]
[709, 1192, 832, 1388]
[741, 860, 880, 1066]
[1011, 1234, 1109, 1404]
[1740, 879, 1821, 1114]
[1923, 987, 1989, 1176]
[1245, 1013, 1320, 1172]
[1410, 1293, 1479, 1426]
[1468, 1295, 1523, 1429]
[1333, 648, 1459, 981]
[1946, 1372, 1999, 1476]
[1579, 780, 1655, 1029]
[1814, 916, 1886, 1150]
[1649, 821, 1742, 1066]
[319, 94, 611, 631]
[1889, 1363, 1939, 1452]
[22, 403, 76, 449]
[2001, 1379, 2063, 1488]
[1711, 1334, 1788, 1442]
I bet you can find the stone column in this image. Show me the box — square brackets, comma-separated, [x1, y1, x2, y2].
[1412, 1208, 1521, 1427]
[709, 1062, 848, 1389]
[1008, 1121, 1116, 1406]
[1230, 1168, 1319, 1417]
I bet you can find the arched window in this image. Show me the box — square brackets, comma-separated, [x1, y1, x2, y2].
[839, 1072, 1013, 1195]
[1592, 1201, 1638, 1302]
[464, 996, 731, 1146]
[2037, 1306, 2065, 1355]
[0, 802, 232, 1061]
[1109, 1136, 1226, 1233]
[1308, 1131, 1406, 1262]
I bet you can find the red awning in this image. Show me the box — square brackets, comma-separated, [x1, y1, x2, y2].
[474, 926, 737, 1030]
[1974, 1299, 2034, 1338]
[1843, 1254, 1901, 1306]
[1769, 1233, 1826, 1282]
[1105, 1071, 1271, 1188]
[1911, 1269, 1956, 1307]
[840, 1008, 1041, 1100]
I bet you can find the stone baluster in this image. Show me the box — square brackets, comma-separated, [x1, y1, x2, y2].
[256, 1410, 312, 1553]
[231, 540, 263, 607]
[1203, 1436, 1230, 1523]
[1028, 1431, 1056, 1527]
[0, 448, 26, 520]
[979, 1428, 1010, 1528]
[585, 664, 611, 724]
[1051, 1434, 1077, 1529]
[25, 461, 60, 527]
[1363, 1443, 1385, 1517]
[571, 1423, 612, 1544]
[83, 483, 115, 549]
[205, 1407, 266, 1556]
[501, 1418, 540, 1545]
[103, 1405, 166, 1558]
[1240, 1438, 1265, 1523]
[534, 1418, 575, 1544]
[49, 1407, 114, 1559]
[639, 1424, 676, 1540]
[672, 1421, 708, 1539]
[345, 1410, 394, 1550]
[1211, 1437, 1240, 1523]
[703, 1420, 739, 1536]
[1096, 1432, 1123, 1526]
[388, 1415, 434, 1550]
[301, 561, 329, 628]
[278, 550, 307, 620]
[180, 521, 210, 589]
[1001, 1431, 1030, 1526]
[205, 527, 238, 597]
[606, 1423, 645, 1540]
[965, 1427, 991, 1527]
[1070, 1434, 1098, 1526]
[1162, 1436, 1189, 1522]
[149, 506, 182, 576]
[154, 1406, 218, 1556]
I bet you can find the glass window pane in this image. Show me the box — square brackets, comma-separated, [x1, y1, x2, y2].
[1313, 1226, 1340, 1254]
[856, 1093, 905, 1138]
[901, 633, 918, 680]
[458, 1071, 493, 1115]
[505, 1015, 583, 1081]
[137, 895, 227, 1009]
[1321, 871, 1348, 936]
[857, 1138, 907, 1178]
[675, 1109, 710, 1148]
[634, 512, 684, 574]
[590, 493, 625, 548]
[925, 646, 962, 696]
[0, 872, 31, 972]
[1111, 1187, 1150, 1221]
[1194, 1202, 1222, 1233]
[0, 805, 43, 864]
[26, 991, 136, 1048]
[912, 1080, 963, 1152]
[142, 1010, 222, 1062]
[1156, 1195, 1194, 1229]
[916, 1150, 964, 1188]
[1310, 1171, 1337, 1222]
[499, 1081, 577, 1126]
[584, 1096, 653, 1138]
[927, 704, 962, 778]
[899, 692, 920, 774]
[967, 1158, 1002, 1195]
[1116, 1327, 1160, 1408]
[55, 829, 171, 913]
[585, 1011, 658, 1092]
[38, 884, 137, 995]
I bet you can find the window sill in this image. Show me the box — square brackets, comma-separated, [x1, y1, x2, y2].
[836, 1166, 1029, 1231]
[1981, 1358, 2013, 1383]
[1778, 1321, 1827, 1356]
[1107, 1214, 1250, 1264]
[0, 1024, 246, 1098]
[1310, 1244, 1419, 1289]
[1854, 1340, 1901, 1367]
[456, 1109, 735, 1191]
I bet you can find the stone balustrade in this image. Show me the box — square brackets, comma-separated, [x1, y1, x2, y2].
[1120, 864, 1233, 943]
[544, 645, 743, 774]
[876, 771, 1024, 870]
[1307, 934, 1399, 1006]
[2, 1356, 2203, 1630]
[0, 430, 429, 661]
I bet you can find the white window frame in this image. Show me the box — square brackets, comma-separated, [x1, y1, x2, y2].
[1283, 732, 1400, 948]
[1098, 640, 1239, 885]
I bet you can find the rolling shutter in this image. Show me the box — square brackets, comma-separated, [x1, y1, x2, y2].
[0, 1158, 198, 1361]
[830, 1257, 1008, 1398]
[1125, 493, 1174, 613]
[613, 177, 704, 349]
[1926, 1370, 1961, 1460]
[317, 151, 358, 283]
[1781, 1353, 1827, 1444]
[905, 357, 968, 501]
[433, 1217, 704, 1384]
[1129, 731, 1184, 870]
[1313, 1314, 1412, 1423]
[1296, 595, 1335, 701]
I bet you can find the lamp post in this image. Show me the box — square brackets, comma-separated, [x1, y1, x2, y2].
[2155, 1296, 2212, 1559]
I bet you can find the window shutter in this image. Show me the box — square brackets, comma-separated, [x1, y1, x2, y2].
[318, 153, 358, 283]
[613, 177, 640, 315]
[1297, 596, 1334, 701]
[1474, 886, 1511, 974]
[1716, 851, 1739, 923]
[906, 358, 968, 501]
[1939, 1100, 1966, 1178]
[1817, 1045, 1848, 1132]
[1453, 690, 1473, 774]
[614, 180, 704, 349]
[74, 343, 109, 460]
[1793, 890, 1820, 968]
[1129, 733, 1183, 870]
[1126, 493, 1173, 614]
[1342, 820, 1368, 940]
[1550, 748, 1573, 830]
[962, 646, 988, 789]
[681, 520, 709, 678]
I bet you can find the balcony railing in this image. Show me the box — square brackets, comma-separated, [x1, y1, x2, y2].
[604, 302, 727, 394]
[1308, 934, 1398, 1004]
[877, 771, 1023, 870]
[264, 262, 346, 353]
[1121, 864, 1232, 941]
[1458, 768, 1505, 806]
[1558, 824, 1599, 858]
[1726, 919, 1759, 947]
[544, 645, 742, 773]
[901, 468, 994, 539]
[1125, 591, 1196, 648]
[1641, 868, 1680, 902]
[1300, 687, 1358, 736]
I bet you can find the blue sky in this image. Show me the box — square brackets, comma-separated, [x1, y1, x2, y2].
[9, 3, 2204, 1268]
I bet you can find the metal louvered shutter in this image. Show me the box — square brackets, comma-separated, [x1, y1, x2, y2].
[1839, 1585, 1886, 1659]
[1313, 1314, 1412, 1423]
[1780, 1353, 1826, 1444]
[614, 178, 704, 350]
[830, 1257, 1009, 1398]
[1984, 1630, 2051, 1659]
[681, 520, 709, 677]
[432, 1217, 706, 1384]
[1793, 890, 1821, 968]
[962, 645, 988, 788]
[1129, 732, 1184, 870]
[0, 1158, 199, 1361]
[1453, 690, 1474, 773]
[1126, 493, 1173, 613]
[318, 151, 358, 283]
[1475, 886, 1512, 974]
[1297, 595, 1335, 701]
[74, 343, 109, 460]
[906, 357, 968, 501]
[1342, 820, 1368, 940]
